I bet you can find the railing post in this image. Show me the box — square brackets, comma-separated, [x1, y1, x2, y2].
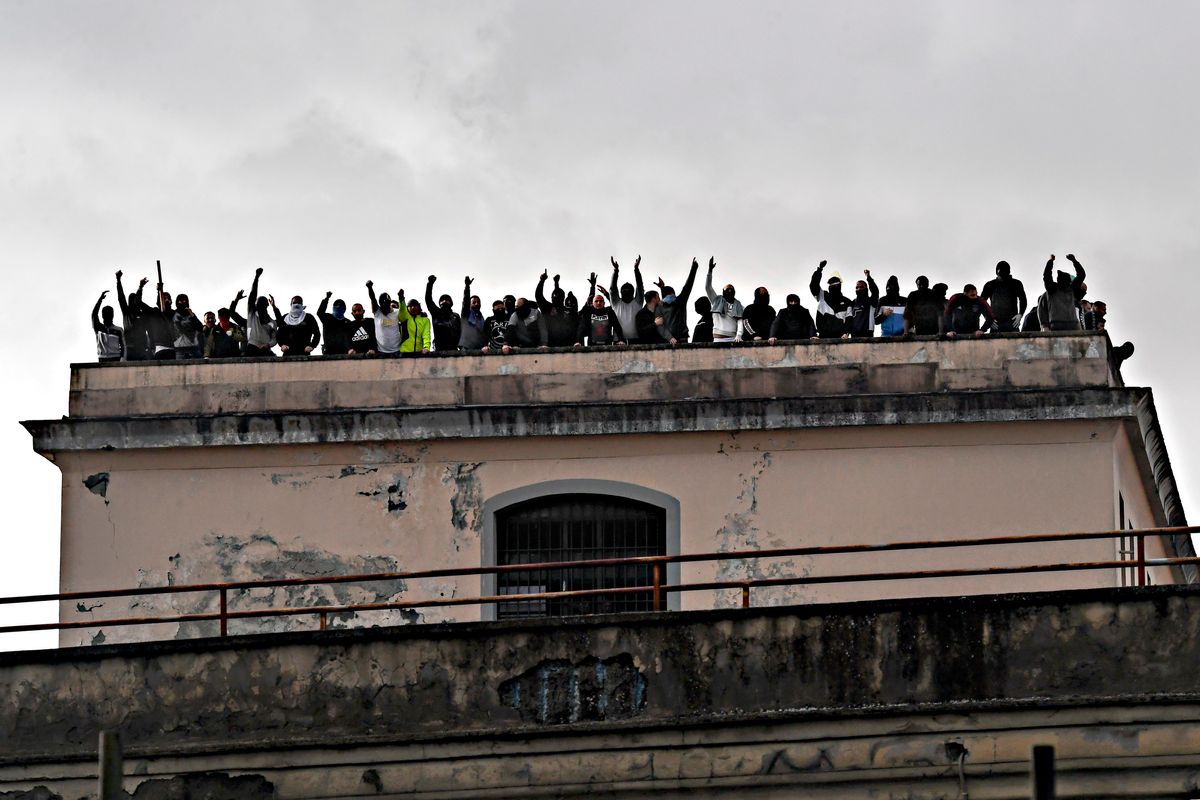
[652, 563, 663, 612]
[98, 731, 122, 800]
[741, 585, 750, 609]
[219, 588, 228, 637]
[319, 611, 328, 631]
[1136, 534, 1147, 586]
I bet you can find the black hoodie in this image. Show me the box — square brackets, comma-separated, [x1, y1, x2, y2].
[741, 289, 777, 341]
[691, 297, 714, 343]
[768, 296, 816, 341]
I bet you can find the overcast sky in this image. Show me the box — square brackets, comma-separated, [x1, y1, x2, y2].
[3, 0, 1198, 649]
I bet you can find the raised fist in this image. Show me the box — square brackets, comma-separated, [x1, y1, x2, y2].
[464, 276, 473, 286]
[325, 291, 332, 298]
[428, 275, 436, 283]
[255, 267, 264, 276]
[540, 269, 548, 281]
[634, 255, 641, 269]
[115, 270, 123, 279]
[366, 280, 374, 288]
[819, 260, 827, 269]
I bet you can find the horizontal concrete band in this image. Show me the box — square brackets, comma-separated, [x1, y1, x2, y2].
[2, 585, 1198, 764]
[66, 332, 1117, 418]
[26, 386, 1144, 452]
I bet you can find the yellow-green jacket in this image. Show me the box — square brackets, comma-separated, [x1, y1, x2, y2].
[397, 305, 432, 352]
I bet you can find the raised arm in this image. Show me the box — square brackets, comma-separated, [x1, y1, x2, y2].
[228, 289, 247, 327]
[1043, 255, 1055, 293]
[249, 268, 263, 309]
[115, 271, 130, 317]
[609, 257, 619, 299]
[866, 271, 879, 304]
[633, 256, 644, 302]
[535, 271, 550, 310]
[678, 258, 699, 304]
[706, 258, 719, 302]
[91, 291, 107, 333]
[585, 272, 597, 306]
[317, 292, 330, 317]
[461, 276, 473, 318]
[366, 280, 378, 314]
[809, 260, 826, 300]
[425, 276, 438, 320]
[1067, 254, 1086, 298]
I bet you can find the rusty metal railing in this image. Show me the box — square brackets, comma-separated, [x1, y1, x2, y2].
[1, 526, 1196, 640]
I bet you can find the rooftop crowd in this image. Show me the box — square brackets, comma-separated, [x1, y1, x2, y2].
[91, 254, 1116, 362]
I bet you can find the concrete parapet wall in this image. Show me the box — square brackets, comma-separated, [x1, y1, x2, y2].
[1, 587, 1199, 797]
[66, 332, 1114, 418]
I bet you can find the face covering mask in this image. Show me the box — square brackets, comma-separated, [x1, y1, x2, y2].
[663, 294, 676, 305]
[722, 289, 736, 302]
[620, 286, 635, 303]
[516, 305, 532, 320]
[333, 306, 346, 320]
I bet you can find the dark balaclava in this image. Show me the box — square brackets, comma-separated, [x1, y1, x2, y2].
[753, 287, 769, 305]
[551, 287, 565, 307]
[884, 276, 901, 301]
[854, 280, 868, 299]
[722, 285, 736, 302]
[101, 307, 115, 325]
[1056, 271, 1072, 289]
[932, 283, 948, 303]
[504, 295, 516, 316]
[785, 293, 801, 309]
[826, 277, 843, 299]
[916, 276, 930, 291]
[332, 300, 347, 320]
[492, 301, 506, 320]
[564, 292, 578, 313]
[996, 260, 1011, 278]
[515, 299, 533, 320]
[439, 294, 453, 310]
[378, 293, 392, 314]
[620, 282, 635, 303]
[695, 296, 712, 315]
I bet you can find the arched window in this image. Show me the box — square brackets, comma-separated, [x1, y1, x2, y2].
[495, 494, 667, 619]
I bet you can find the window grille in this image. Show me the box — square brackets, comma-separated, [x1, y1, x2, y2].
[496, 494, 666, 619]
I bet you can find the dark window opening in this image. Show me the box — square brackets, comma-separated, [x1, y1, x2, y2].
[496, 494, 666, 619]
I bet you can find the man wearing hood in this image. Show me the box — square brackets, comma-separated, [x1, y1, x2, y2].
[507, 296, 548, 348]
[653, 257, 700, 344]
[425, 275, 462, 352]
[741, 287, 776, 342]
[875, 276, 907, 337]
[459, 276, 487, 351]
[944, 284, 997, 338]
[171, 293, 204, 359]
[277, 295, 321, 356]
[809, 260, 853, 338]
[705, 258, 744, 343]
[317, 292, 355, 355]
[980, 260, 1027, 332]
[692, 296, 714, 343]
[575, 292, 626, 347]
[904, 276, 944, 336]
[1038, 254, 1086, 331]
[483, 298, 512, 354]
[847, 270, 880, 337]
[535, 271, 580, 348]
[606, 256, 645, 344]
[396, 291, 432, 353]
[768, 294, 817, 343]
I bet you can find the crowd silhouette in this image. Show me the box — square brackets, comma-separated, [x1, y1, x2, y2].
[92, 255, 1116, 362]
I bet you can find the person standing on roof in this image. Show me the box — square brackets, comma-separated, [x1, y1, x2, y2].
[847, 270, 880, 337]
[768, 294, 818, 343]
[396, 290, 432, 353]
[875, 275, 907, 337]
[980, 261, 1027, 332]
[904, 276, 944, 336]
[425, 275, 462, 352]
[91, 290, 124, 362]
[705, 258, 744, 343]
[114, 271, 151, 360]
[606, 256, 645, 345]
[809, 260, 852, 338]
[575, 292, 626, 347]
[741, 287, 776, 342]
[653, 257, 700, 344]
[944, 284, 997, 338]
[534, 271, 578, 348]
[277, 295, 320, 356]
[1039, 254, 1087, 331]
[317, 293, 353, 355]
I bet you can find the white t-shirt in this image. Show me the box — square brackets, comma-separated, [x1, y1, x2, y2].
[375, 310, 401, 353]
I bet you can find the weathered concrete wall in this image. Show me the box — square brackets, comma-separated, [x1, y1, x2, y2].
[3, 587, 1200, 798]
[65, 332, 1114, 418]
[50, 421, 1144, 646]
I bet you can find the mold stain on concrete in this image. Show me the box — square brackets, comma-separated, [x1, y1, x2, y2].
[499, 654, 647, 725]
[441, 462, 482, 553]
[713, 453, 807, 607]
[357, 473, 410, 515]
[125, 534, 418, 640]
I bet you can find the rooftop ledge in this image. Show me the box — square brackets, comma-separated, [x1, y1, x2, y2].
[64, 331, 1119, 419]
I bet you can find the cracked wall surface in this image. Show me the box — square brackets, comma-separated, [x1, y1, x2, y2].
[49, 418, 1182, 645]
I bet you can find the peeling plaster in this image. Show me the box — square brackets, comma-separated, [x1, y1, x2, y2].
[82, 472, 109, 503]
